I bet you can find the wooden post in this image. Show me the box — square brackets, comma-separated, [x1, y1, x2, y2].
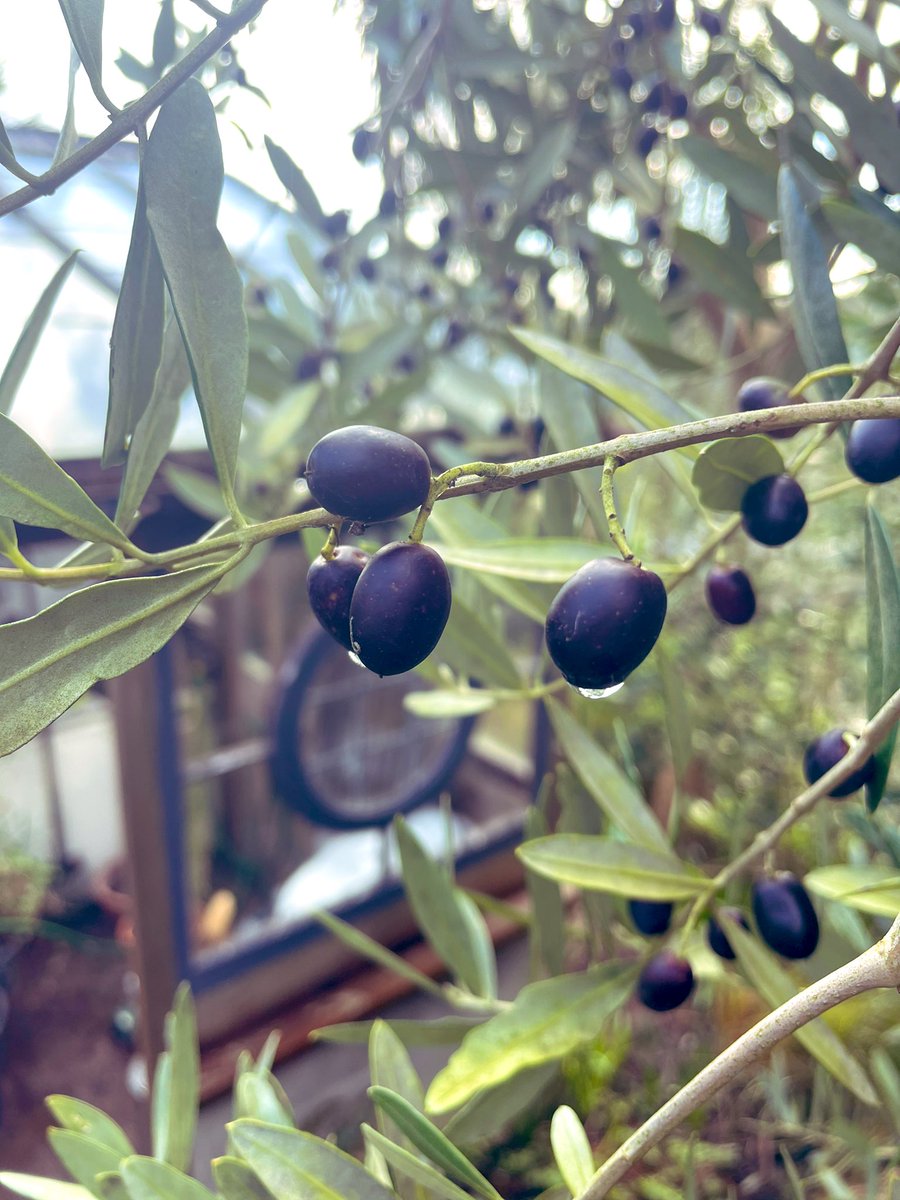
[109, 656, 179, 1069]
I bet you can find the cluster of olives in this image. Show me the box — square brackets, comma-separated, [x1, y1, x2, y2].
[303, 426, 450, 676]
[703, 378, 900, 628]
[629, 728, 876, 1011]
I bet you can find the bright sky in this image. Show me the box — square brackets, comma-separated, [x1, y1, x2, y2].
[0, 0, 382, 219]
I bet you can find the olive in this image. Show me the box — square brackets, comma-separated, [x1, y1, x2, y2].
[379, 190, 398, 217]
[545, 558, 667, 691]
[642, 216, 662, 241]
[305, 426, 432, 524]
[352, 128, 377, 163]
[707, 907, 749, 960]
[654, 0, 676, 30]
[736, 377, 801, 439]
[740, 475, 808, 546]
[322, 210, 349, 238]
[705, 565, 756, 625]
[629, 899, 673, 936]
[349, 541, 452, 676]
[752, 874, 819, 960]
[637, 951, 695, 1011]
[697, 9, 722, 37]
[437, 215, 453, 240]
[802, 728, 876, 798]
[845, 418, 900, 483]
[306, 546, 369, 650]
[358, 257, 377, 281]
[636, 127, 660, 158]
[294, 351, 322, 382]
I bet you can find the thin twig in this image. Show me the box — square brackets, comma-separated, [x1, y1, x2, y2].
[0, 0, 270, 220]
[576, 914, 900, 1200]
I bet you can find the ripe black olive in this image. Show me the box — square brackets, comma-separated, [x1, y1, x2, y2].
[349, 542, 452, 676]
[637, 951, 695, 1011]
[629, 899, 673, 936]
[306, 546, 369, 650]
[545, 558, 667, 692]
[379, 190, 398, 218]
[752, 874, 819, 960]
[707, 907, 749, 961]
[802, 728, 876, 798]
[736, 377, 801, 439]
[845, 418, 900, 484]
[305, 426, 432, 524]
[636, 127, 660, 158]
[740, 475, 808, 546]
[698, 9, 722, 37]
[705, 565, 756, 625]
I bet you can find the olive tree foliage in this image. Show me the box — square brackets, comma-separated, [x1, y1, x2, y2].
[1, 0, 900, 1196]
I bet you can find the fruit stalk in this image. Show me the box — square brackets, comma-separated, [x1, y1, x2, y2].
[600, 456, 639, 564]
[575, 911, 900, 1200]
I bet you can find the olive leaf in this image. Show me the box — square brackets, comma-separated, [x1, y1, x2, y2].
[0, 561, 228, 757]
[0, 1176, 94, 1200]
[119, 1158, 215, 1200]
[103, 179, 165, 467]
[0, 251, 79, 416]
[143, 79, 248, 506]
[56, 0, 116, 113]
[691, 436, 785, 512]
[151, 983, 200, 1172]
[518, 835, 707, 900]
[864, 503, 900, 812]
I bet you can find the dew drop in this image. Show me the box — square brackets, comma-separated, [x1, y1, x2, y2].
[347, 650, 366, 669]
[574, 681, 625, 700]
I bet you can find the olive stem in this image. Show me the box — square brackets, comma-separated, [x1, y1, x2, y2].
[788, 363, 860, 398]
[319, 525, 340, 561]
[409, 461, 510, 543]
[600, 457, 639, 565]
[680, 684, 900, 940]
[574, 913, 900, 1200]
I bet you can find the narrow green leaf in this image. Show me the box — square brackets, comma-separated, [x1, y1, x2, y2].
[229, 1120, 397, 1200]
[777, 163, 851, 400]
[0, 518, 19, 561]
[264, 137, 325, 227]
[441, 1062, 559, 1148]
[550, 1106, 594, 1196]
[57, 0, 115, 112]
[47, 1130, 122, 1197]
[104, 181, 165, 467]
[312, 909, 446, 1000]
[311, 1016, 485, 1046]
[517, 120, 577, 211]
[368, 1088, 501, 1200]
[234, 1073, 295, 1128]
[0, 252, 79, 416]
[51, 46, 80, 170]
[151, 0, 176, 75]
[674, 229, 771, 320]
[805, 865, 900, 918]
[436, 596, 522, 690]
[691, 436, 785, 512]
[518, 835, 706, 899]
[361, 1126, 473, 1200]
[164, 463, 228, 520]
[143, 79, 248, 500]
[0, 561, 226, 757]
[368, 1022, 425, 1198]
[425, 963, 636, 1114]
[254, 1032, 280, 1077]
[0, 413, 128, 547]
[0, 1175, 93, 1200]
[431, 539, 603, 584]
[88, 1177, 125, 1200]
[403, 690, 497, 719]
[120, 1157, 214, 1200]
[594, 239, 669, 346]
[0, 116, 40, 183]
[869, 1048, 900, 1135]
[864, 503, 900, 812]
[115, 320, 190, 531]
[212, 1157, 275, 1200]
[546, 700, 673, 856]
[806, 0, 899, 70]
[46, 1098, 133, 1157]
[727, 921, 878, 1106]
[656, 643, 692, 783]
[514, 327, 696, 431]
[151, 983, 199, 1172]
[524, 805, 566, 978]
[395, 817, 496, 998]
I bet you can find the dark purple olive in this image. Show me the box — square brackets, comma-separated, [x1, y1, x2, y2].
[752, 874, 819, 960]
[644, 80, 666, 112]
[431, 248, 449, 269]
[627, 12, 646, 38]
[306, 546, 369, 650]
[653, 0, 676, 31]
[358, 257, 377, 281]
[349, 542, 451, 676]
[629, 899, 673, 936]
[444, 320, 466, 349]
[295, 352, 322, 382]
[668, 91, 689, 119]
[740, 475, 808, 547]
[610, 66, 633, 91]
[437, 215, 453, 240]
[803, 728, 876, 798]
[643, 216, 662, 241]
[637, 951, 694, 1011]
[352, 128, 377, 163]
[736, 378, 801, 439]
[479, 200, 496, 224]
[305, 426, 432, 524]
[379, 190, 398, 218]
[707, 907, 749, 960]
[705, 565, 756, 625]
[698, 9, 722, 37]
[546, 558, 667, 692]
[322, 210, 349, 238]
[845, 418, 900, 484]
[636, 127, 660, 158]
